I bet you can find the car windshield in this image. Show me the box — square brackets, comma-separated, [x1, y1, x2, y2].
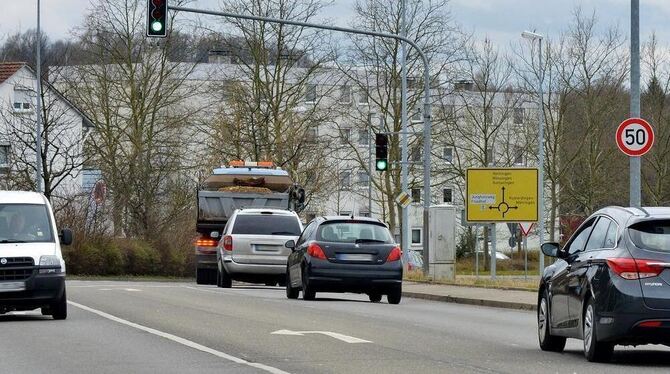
[0, 204, 54, 243]
[316, 221, 393, 244]
[232, 214, 301, 236]
[629, 220, 670, 252]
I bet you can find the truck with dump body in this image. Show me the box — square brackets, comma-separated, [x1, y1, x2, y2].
[194, 161, 305, 284]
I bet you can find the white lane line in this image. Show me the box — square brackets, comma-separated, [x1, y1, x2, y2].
[123, 288, 141, 292]
[271, 329, 371, 344]
[68, 301, 290, 374]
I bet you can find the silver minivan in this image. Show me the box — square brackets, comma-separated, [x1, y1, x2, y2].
[216, 209, 303, 288]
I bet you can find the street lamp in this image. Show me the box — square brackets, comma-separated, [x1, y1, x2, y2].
[521, 30, 545, 275]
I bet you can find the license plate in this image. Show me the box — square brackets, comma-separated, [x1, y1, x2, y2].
[0, 282, 25, 292]
[255, 245, 280, 252]
[338, 253, 374, 262]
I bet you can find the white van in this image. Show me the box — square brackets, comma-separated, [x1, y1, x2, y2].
[0, 191, 72, 319]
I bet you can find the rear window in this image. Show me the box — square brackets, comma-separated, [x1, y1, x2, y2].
[317, 221, 393, 244]
[629, 220, 670, 252]
[232, 214, 301, 236]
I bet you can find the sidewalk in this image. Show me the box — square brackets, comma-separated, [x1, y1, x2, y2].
[402, 281, 537, 311]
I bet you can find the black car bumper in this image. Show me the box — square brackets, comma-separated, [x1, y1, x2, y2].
[196, 253, 218, 270]
[0, 273, 65, 311]
[306, 260, 402, 293]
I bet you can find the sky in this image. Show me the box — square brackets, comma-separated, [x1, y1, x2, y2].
[1, 0, 669, 48]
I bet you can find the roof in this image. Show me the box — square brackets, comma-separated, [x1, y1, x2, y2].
[0, 191, 47, 205]
[235, 208, 298, 216]
[321, 216, 385, 224]
[0, 62, 26, 85]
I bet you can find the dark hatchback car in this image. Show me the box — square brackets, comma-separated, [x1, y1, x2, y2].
[538, 206, 670, 362]
[284, 216, 403, 304]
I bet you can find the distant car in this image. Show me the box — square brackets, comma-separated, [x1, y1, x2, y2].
[216, 209, 303, 288]
[538, 206, 670, 362]
[0, 191, 73, 319]
[285, 216, 403, 304]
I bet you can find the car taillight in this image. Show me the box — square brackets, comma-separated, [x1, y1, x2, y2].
[387, 247, 402, 262]
[195, 238, 218, 247]
[307, 242, 326, 260]
[606, 258, 664, 280]
[223, 235, 233, 251]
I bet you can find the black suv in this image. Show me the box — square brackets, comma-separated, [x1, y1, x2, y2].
[538, 206, 670, 362]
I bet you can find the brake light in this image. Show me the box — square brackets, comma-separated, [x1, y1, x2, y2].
[387, 247, 402, 262]
[223, 235, 233, 251]
[307, 242, 326, 260]
[606, 258, 664, 280]
[195, 238, 218, 247]
[639, 320, 663, 328]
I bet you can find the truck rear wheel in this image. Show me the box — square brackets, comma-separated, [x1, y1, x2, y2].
[196, 268, 216, 285]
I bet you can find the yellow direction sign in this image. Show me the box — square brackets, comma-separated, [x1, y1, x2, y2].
[466, 168, 538, 222]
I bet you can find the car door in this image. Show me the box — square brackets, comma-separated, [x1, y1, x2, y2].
[551, 218, 595, 331]
[289, 221, 315, 287]
[567, 216, 611, 328]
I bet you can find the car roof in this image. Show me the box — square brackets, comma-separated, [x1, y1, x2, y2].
[595, 206, 670, 226]
[235, 208, 297, 216]
[0, 191, 47, 205]
[320, 216, 386, 224]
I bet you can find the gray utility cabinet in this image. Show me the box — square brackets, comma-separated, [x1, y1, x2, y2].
[428, 204, 457, 280]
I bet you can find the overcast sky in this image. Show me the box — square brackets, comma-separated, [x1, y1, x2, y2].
[1, 0, 669, 48]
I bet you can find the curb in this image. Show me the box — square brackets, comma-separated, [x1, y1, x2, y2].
[404, 279, 537, 292]
[402, 291, 537, 311]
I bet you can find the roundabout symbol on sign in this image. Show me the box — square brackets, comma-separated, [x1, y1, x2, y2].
[616, 118, 654, 157]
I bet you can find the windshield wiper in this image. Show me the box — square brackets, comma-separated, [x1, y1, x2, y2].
[355, 239, 385, 244]
[0, 239, 26, 243]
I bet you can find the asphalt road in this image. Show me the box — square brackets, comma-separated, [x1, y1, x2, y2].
[2, 281, 670, 374]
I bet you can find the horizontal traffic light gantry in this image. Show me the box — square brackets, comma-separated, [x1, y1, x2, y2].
[375, 133, 389, 172]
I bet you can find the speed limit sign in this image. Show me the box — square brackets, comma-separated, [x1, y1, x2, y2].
[616, 118, 654, 157]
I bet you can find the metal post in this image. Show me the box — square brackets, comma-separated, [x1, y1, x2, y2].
[368, 113, 373, 216]
[523, 234, 528, 281]
[169, 5, 433, 272]
[630, 0, 641, 207]
[400, 0, 411, 266]
[490, 224, 496, 280]
[35, 0, 43, 193]
[475, 225, 479, 279]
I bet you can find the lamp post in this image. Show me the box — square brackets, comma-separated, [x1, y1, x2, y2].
[521, 30, 545, 274]
[35, 0, 43, 193]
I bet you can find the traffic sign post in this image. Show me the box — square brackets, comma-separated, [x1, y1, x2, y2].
[616, 118, 654, 157]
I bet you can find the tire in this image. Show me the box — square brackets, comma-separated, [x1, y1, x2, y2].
[218, 266, 232, 288]
[369, 293, 382, 303]
[51, 289, 67, 320]
[583, 299, 614, 362]
[538, 290, 566, 352]
[387, 287, 402, 305]
[286, 271, 299, 299]
[302, 269, 316, 301]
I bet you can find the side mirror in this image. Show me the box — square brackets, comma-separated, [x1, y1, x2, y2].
[540, 242, 560, 258]
[210, 231, 220, 239]
[59, 228, 73, 246]
[285, 240, 296, 249]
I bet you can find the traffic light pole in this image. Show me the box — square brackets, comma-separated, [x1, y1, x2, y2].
[168, 4, 434, 273]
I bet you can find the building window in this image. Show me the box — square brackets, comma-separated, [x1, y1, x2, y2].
[407, 76, 419, 90]
[359, 210, 371, 218]
[411, 110, 422, 123]
[305, 127, 317, 143]
[411, 146, 421, 162]
[305, 84, 316, 103]
[357, 171, 369, 187]
[443, 146, 453, 163]
[0, 145, 9, 167]
[514, 146, 524, 165]
[443, 188, 453, 203]
[486, 148, 494, 165]
[340, 128, 351, 144]
[514, 107, 524, 125]
[339, 211, 351, 216]
[412, 229, 422, 244]
[358, 129, 369, 146]
[82, 168, 103, 192]
[339, 85, 352, 104]
[357, 88, 369, 105]
[411, 188, 421, 203]
[13, 89, 32, 112]
[339, 171, 351, 188]
[484, 106, 493, 122]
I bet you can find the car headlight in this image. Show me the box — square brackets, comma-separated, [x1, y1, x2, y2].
[39, 255, 63, 274]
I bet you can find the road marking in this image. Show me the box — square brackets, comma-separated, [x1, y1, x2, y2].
[123, 288, 141, 292]
[271, 329, 371, 344]
[69, 301, 290, 374]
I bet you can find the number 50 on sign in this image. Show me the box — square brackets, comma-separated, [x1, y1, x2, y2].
[616, 118, 654, 157]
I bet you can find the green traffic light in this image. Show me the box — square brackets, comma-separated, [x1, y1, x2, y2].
[376, 160, 388, 171]
[151, 21, 163, 32]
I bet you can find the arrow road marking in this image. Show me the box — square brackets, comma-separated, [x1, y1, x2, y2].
[271, 329, 371, 344]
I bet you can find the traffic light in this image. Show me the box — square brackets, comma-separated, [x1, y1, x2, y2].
[375, 133, 388, 171]
[147, 0, 168, 37]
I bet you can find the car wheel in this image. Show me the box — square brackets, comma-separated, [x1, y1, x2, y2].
[369, 293, 382, 303]
[583, 299, 614, 362]
[51, 290, 67, 320]
[387, 287, 402, 305]
[218, 267, 232, 288]
[286, 271, 299, 299]
[538, 290, 566, 352]
[302, 269, 316, 301]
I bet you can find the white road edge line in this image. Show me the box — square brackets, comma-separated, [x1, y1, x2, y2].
[68, 301, 290, 374]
